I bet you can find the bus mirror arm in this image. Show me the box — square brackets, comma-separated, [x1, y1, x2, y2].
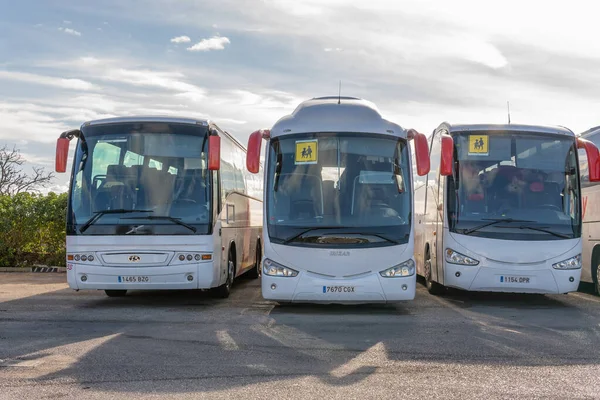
[440, 134, 454, 176]
[208, 134, 221, 171]
[578, 137, 600, 182]
[55, 129, 82, 173]
[408, 129, 430, 176]
[247, 129, 268, 174]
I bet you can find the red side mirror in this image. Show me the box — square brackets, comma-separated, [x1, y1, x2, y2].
[246, 130, 263, 174]
[440, 134, 454, 176]
[208, 135, 221, 171]
[411, 131, 430, 176]
[55, 138, 70, 173]
[578, 137, 600, 182]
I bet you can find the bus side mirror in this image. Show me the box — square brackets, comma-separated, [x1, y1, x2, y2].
[578, 137, 600, 182]
[440, 134, 454, 176]
[208, 135, 221, 170]
[55, 138, 70, 173]
[246, 130, 264, 174]
[411, 131, 430, 176]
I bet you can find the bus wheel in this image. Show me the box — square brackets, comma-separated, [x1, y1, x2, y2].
[213, 251, 235, 298]
[425, 251, 444, 295]
[595, 264, 600, 296]
[105, 290, 127, 297]
[248, 242, 262, 279]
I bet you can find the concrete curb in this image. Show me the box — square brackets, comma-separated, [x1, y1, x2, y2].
[0, 266, 66, 273]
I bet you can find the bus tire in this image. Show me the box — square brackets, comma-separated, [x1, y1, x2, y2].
[595, 263, 600, 296]
[105, 290, 127, 297]
[425, 249, 444, 295]
[213, 249, 235, 298]
[247, 241, 262, 279]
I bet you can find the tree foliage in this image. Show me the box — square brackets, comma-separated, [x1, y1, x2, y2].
[0, 145, 54, 196]
[0, 192, 67, 267]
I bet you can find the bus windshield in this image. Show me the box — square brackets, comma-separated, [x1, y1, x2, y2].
[447, 131, 580, 240]
[69, 122, 212, 235]
[266, 133, 412, 247]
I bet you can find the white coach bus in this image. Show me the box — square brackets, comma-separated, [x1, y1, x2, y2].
[578, 126, 600, 295]
[245, 96, 431, 303]
[414, 123, 600, 295]
[55, 116, 263, 297]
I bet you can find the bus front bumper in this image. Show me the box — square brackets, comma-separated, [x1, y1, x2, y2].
[261, 272, 416, 304]
[444, 263, 581, 294]
[68, 263, 218, 291]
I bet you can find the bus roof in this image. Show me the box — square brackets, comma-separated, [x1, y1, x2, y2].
[79, 115, 248, 151]
[269, 96, 407, 139]
[581, 126, 600, 138]
[81, 115, 210, 127]
[437, 122, 575, 137]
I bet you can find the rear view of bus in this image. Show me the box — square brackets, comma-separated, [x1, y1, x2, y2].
[245, 97, 430, 303]
[414, 123, 600, 294]
[55, 117, 263, 297]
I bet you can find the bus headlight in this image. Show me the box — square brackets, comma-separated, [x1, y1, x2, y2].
[552, 254, 581, 270]
[263, 259, 298, 277]
[445, 248, 479, 265]
[379, 259, 415, 278]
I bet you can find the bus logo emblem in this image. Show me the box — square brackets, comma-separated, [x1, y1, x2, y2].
[129, 255, 141, 262]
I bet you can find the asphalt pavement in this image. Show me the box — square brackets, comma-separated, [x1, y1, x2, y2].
[1, 273, 600, 399]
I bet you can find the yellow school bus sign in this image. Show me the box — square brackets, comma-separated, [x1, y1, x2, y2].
[295, 140, 318, 164]
[468, 135, 489, 156]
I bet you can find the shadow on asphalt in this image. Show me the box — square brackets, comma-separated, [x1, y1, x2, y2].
[1, 273, 599, 395]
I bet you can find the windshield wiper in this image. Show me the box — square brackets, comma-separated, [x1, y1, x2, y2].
[365, 233, 402, 244]
[80, 209, 153, 233]
[282, 228, 402, 245]
[123, 216, 197, 233]
[282, 227, 350, 244]
[461, 218, 535, 235]
[496, 225, 571, 239]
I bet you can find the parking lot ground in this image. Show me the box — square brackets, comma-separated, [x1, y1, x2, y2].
[1, 273, 600, 399]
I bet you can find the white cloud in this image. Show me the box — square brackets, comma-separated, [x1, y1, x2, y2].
[63, 20, 72, 25]
[58, 27, 81, 36]
[187, 36, 230, 52]
[170, 35, 191, 43]
[0, 70, 97, 90]
[103, 69, 207, 97]
[324, 47, 342, 52]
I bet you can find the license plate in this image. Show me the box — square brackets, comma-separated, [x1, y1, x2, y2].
[499, 275, 531, 284]
[118, 276, 150, 283]
[323, 285, 355, 293]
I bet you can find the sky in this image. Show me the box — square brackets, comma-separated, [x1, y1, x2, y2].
[1, 0, 599, 193]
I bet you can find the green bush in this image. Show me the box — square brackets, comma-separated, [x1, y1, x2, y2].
[0, 192, 67, 267]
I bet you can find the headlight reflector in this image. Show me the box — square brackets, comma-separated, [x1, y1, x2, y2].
[263, 258, 298, 277]
[552, 254, 581, 270]
[445, 248, 479, 265]
[379, 259, 416, 278]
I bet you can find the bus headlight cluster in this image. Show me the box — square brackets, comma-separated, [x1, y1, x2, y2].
[68, 254, 95, 262]
[379, 259, 415, 278]
[263, 258, 298, 277]
[552, 254, 581, 270]
[175, 253, 212, 263]
[445, 248, 479, 266]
